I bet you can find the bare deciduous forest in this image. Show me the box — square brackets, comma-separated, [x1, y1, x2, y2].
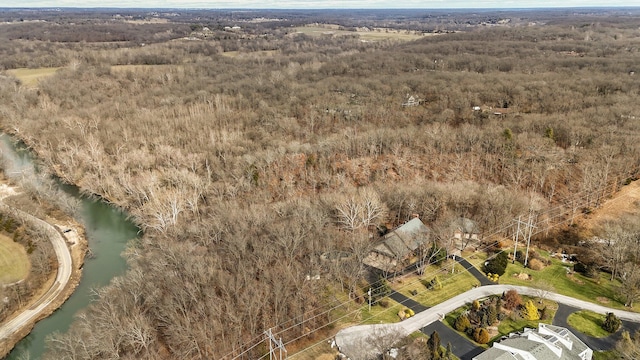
[1, 7, 640, 359]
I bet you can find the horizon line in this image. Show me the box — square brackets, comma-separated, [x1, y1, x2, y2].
[2, 5, 640, 10]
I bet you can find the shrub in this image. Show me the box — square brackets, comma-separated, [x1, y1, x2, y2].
[371, 276, 391, 303]
[528, 258, 544, 271]
[487, 304, 498, 326]
[454, 314, 471, 332]
[540, 306, 548, 320]
[503, 289, 522, 310]
[522, 300, 540, 321]
[603, 312, 621, 333]
[472, 299, 481, 311]
[473, 327, 490, 344]
[485, 251, 508, 276]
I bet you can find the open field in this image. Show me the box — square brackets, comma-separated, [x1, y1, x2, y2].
[0, 233, 29, 284]
[291, 25, 427, 41]
[5, 67, 61, 87]
[221, 50, 279, 58]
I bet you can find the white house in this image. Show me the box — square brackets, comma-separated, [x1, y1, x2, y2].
[473, 324, 592, 360]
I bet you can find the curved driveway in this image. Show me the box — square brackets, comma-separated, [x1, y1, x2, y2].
[335, 284, 640, 360]
[0, 203, 73, 346]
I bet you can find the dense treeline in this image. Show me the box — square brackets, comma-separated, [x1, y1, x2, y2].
[0, 11, 640, 358]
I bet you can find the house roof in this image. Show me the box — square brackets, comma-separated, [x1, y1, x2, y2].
[365, 218, 430, 268]
[452, 217, 479, 234]
[473, 324, 592, 360]
[474, 347, 524, 360]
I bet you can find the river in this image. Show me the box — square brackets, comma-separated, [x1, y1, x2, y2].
[0, 135, 140, 359]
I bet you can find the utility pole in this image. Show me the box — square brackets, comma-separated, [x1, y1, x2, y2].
[513, 216, 522, 264]
[523, 212, 537, 268]
[265, 328, 287, 360]
[513, 214, 537, 266]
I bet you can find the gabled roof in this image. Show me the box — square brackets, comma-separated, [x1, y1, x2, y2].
[452, 217, 479, 234]
[473, 324, 592, 360]
[475, 347, 524, 360]
[371, 218, 430, 259]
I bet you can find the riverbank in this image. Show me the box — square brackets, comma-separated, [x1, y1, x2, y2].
[0, 181, 88, 358]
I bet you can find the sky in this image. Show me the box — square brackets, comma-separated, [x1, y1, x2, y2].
[1, 0, 638, 9]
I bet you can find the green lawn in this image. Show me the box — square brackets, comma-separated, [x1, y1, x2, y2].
[391, 261, 481, 307]
[593, 350, 621, 360]
[0, 233, 30, 284]
[499, 252, 636, 311]
[567, 310, 611, 338]
[360, 298, 405, 324]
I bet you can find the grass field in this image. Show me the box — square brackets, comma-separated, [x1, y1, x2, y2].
[567, 310, 610, 338]
[292, 25, 426, 42]
[0, 233, 30, 284]
[6, 67, 61, 87]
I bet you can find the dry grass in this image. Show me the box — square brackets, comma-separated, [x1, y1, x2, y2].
[291, 25, 427, 42]
[578, 180, 640, 234]
[6, 67, 61, 87]
[221, 50, 279, 58]
[0, 233, 30, 284]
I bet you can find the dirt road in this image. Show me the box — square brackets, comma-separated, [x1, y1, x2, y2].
[0, 190, 73, 352]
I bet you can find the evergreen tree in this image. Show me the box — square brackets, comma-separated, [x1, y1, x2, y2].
[428, 330, 442, 359]
[603, 312, 622, 333]
[445, 342, 452, 359]
[487, 304, 498, 326]
[485, 251, 508, 276]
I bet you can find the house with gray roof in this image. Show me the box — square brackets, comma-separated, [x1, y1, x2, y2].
[363, 217, 430, 272]
[473, 324, 592, 360]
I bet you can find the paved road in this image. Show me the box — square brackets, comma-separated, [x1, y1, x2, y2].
[553, 303, 640, 352]
[335, 284, 640, 359]
[0, 203, 73, 345]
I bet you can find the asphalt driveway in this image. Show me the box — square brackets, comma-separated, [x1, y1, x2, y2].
[420, 321, 484, 360]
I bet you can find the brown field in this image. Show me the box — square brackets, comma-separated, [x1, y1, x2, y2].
[0, 233, 30, 285]
[6, 67, 61, 87]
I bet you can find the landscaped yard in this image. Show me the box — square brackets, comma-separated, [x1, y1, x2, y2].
[496, 297, 558, 338]
[360, 297, 406, 324]
[567, 310, 611, 338]
[496, 249, 637, 312]
[390, 260, 481, 307]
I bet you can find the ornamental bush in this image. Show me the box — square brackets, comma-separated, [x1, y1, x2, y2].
[473, 327, 490, 344]
[522, 300, 540, 321]
[454, 314, 471, 332]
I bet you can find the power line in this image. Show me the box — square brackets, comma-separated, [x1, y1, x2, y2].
[223, 172, 638, 359]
